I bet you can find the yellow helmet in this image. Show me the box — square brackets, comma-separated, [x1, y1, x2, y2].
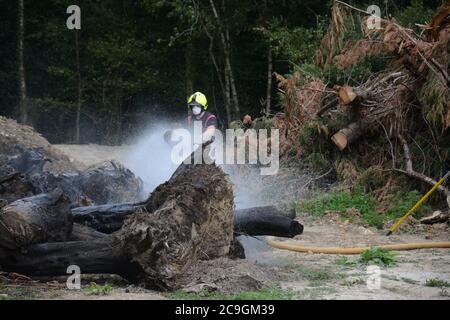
[187, 92, 208, 110]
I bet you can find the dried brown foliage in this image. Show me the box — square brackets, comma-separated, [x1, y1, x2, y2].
[314, 2, 353, 67]
[274, 72, 326, 156]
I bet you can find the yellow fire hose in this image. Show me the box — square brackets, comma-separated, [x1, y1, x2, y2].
[266, 237, 450, 255]
[386, 170, 450, 236]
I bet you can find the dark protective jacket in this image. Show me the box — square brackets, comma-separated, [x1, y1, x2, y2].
[186, 111, 217, 133]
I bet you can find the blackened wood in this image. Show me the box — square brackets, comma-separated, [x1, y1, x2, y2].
[234, 206, 303, 238]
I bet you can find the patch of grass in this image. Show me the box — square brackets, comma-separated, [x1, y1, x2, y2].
[359, 247, 397, 267]
[341, 277, 365, 287]
[297, 188, 429, 229]
[297, 188, 377, 223]
[335, 256, 357, 268]
[0, 285, 39, 300]
[401, 277, 419, 285]
[233, 287, 295, 300]
[298, 267, 343, 287]
[85, 282, 113, 296]
[384, 191, 429, 220]
[167, 286, 295, 300]
[295, 286, 337, 300]
[301, 268, 332, 282]
[425, 278, 450, 288]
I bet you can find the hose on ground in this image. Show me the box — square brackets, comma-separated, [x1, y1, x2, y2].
[266, 237, 450, 255]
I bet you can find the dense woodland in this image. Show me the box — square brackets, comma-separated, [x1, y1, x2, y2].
[0, 0, 443, 144]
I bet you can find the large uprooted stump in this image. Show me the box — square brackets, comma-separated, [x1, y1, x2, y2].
[0, 157, 234, 289]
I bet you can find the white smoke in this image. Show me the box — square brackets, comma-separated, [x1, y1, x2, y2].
[124, 119, 305, 210]
[124, 123, 180, 194]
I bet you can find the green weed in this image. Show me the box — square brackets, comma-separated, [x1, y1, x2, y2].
[85, 282, 113, 296]
[359, 247, 397, 267]
[425, 278, 450, 288]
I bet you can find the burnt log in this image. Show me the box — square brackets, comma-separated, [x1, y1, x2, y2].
[72, 202, 144, 233]
[0, 238, 136, 278]
[72, 203, 303, 238]
[234, 206, 303, 237]
[69, 223, 108, 241]
[0, 189, 72, 249]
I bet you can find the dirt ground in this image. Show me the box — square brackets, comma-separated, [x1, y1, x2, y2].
[1, 218, 449, 300]
[53, 144, 129, 170]
[244, 215, 450, 300]
[2, 144, 448, 300]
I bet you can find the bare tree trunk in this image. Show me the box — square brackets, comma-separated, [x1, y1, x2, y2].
[203, 25, 231, 124]
[17, 0, 27, 124]
[208, 0, 239, 121]
[116, 99, 122, 145]
[224, 59, 232, 123]
[226, 27, 240, 119]
[266, 47, 273, 115]
[74, 30, 82, 143]
[185, 39, 193, 95]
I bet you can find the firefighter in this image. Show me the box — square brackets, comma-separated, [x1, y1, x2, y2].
[164, 92, 217, 148]
[186, 91, 217, 143]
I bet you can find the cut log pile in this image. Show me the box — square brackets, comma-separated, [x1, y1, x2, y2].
[0, 120, 303, 289]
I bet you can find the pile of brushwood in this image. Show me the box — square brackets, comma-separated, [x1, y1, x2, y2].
[0, 118, 302, 290]
[272, 1, 450, 222]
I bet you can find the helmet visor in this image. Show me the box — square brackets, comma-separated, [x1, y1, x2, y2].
[188, 101, 202, 109]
